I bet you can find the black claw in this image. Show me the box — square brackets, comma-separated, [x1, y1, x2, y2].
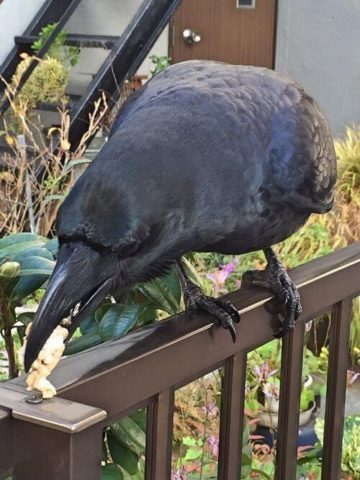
[218, 299, 240, 323]
[243, 253, 302, 338]
[183, 285, 239, 341]
[228, 321, 237, 343]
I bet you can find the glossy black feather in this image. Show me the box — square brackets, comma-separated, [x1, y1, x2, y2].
[58, 60, 336, 280]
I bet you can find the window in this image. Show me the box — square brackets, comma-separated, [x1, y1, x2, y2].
[236, 0, 256, 9]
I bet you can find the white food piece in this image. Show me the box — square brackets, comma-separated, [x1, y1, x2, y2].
[22, 323, 69, 399]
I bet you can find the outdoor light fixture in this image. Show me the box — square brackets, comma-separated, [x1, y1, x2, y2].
[237, 0, 256, 9]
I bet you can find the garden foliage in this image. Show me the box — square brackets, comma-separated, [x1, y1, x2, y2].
[0, 27, 359, 477]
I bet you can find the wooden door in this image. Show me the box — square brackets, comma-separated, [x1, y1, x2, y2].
[170, 0, 277, 68]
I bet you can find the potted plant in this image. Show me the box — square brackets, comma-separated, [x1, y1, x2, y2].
[246, 340, 321, 449]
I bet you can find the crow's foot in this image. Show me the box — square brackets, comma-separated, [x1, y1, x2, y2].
[241, 247, 302, 337]
[184, 282, 240, 342]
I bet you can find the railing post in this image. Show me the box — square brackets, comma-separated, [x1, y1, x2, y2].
[275, 321, 305, 480]
[0, 408, 13, 478]
[0, 386, 106, 480]
[13, 421, 104, 480]
[322, 299, 353, 480]
[145, 389, 174, 480]
[218, 352, 247, 480]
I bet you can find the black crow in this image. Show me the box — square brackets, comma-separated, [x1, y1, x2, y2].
[25, 60, 336, 372]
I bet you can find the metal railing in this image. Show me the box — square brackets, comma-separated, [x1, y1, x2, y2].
[0, 243, 359, 479]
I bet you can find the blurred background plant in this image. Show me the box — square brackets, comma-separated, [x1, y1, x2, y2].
[0, 24, 359, 477]
[149, 54, 171, 76]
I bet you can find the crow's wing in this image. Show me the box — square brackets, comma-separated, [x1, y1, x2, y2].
[58, 61, 336, 252]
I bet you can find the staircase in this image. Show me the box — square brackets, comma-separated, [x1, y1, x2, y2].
[0, 0, 181, 155]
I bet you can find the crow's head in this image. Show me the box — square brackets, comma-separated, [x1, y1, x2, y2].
[24, 240, 118, 372]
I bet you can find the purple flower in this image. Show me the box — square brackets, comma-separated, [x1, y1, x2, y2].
[207, 259, 239, 292]
[171, 466, 187, 480]
[201, 399, 219, 417]
[207, 435, 219, 457]
[253, 362, 278, 383]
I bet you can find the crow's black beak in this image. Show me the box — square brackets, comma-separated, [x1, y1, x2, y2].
[24, 242, 115, 372]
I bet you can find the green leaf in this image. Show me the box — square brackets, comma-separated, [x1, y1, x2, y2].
[129, 410, 146, 433]
[17, 256, 55, 277]
[80, 312, 99, 335]
[0, 233, 45, 250]
[99, 304, 142, 342]
[16, 312, 35, 344]
[110, 417, 146, 456]
[107, 431, 139, 475]
[64, 331, 102, 355]
[0, 240, 47, 260]
[184, 447, 202, 461]
[182, 256, 205, 289]
[5, 256, 54, 301]
[138, 276, 181, 315]
[45, 238, 59, 255]
[45, 194, 66, 202]
[17, 312, 35, 325]
[241, 452, 252, 478]
[101, 464, 123, 480]
[182, 436, 197, 447]
[95, 301, 114, 322]
[12, 246, 54, 262]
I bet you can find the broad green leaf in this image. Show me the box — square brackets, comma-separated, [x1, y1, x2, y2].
[161, 266, 182, 305]
[0, 233, 44, 250]
[138, 276, 181, 315]
[5, 256, 54, 301]
[17, 312, 35, 325]
[101, 464, 123, 480]
[18, 256, 55, 277]
[16, 312, 35, 344]
[12, 246, 54, 262]
[129, 410, 146, 433]
[99, 304, 142, 342]
[110, 417, 146, 456]
[45, 238, 59, 255]
[64, 332, 102, 355]
[0, 240, 47, 259]
[95, 301, 114, 322]
[107, 431, 139, 475]
[80, 312, 99, 335]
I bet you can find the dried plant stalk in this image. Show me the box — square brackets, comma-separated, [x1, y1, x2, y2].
[0, 88, 109, 236]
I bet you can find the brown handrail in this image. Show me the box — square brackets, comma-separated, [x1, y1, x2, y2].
[0, 243, 359, 479]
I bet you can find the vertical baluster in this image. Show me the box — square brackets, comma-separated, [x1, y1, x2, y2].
[322, 299, 353, 480]
[145, 389, 174, 480]
[275, 321, 305, 480]
[218, 352, 247, 480]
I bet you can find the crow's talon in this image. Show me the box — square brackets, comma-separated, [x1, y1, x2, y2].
[184, 285, 239, 342]
[243, 249, 302, 337]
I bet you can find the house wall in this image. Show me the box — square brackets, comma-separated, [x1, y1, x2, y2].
[275, 0, 360, 136]
[0, 0, 46, 65]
